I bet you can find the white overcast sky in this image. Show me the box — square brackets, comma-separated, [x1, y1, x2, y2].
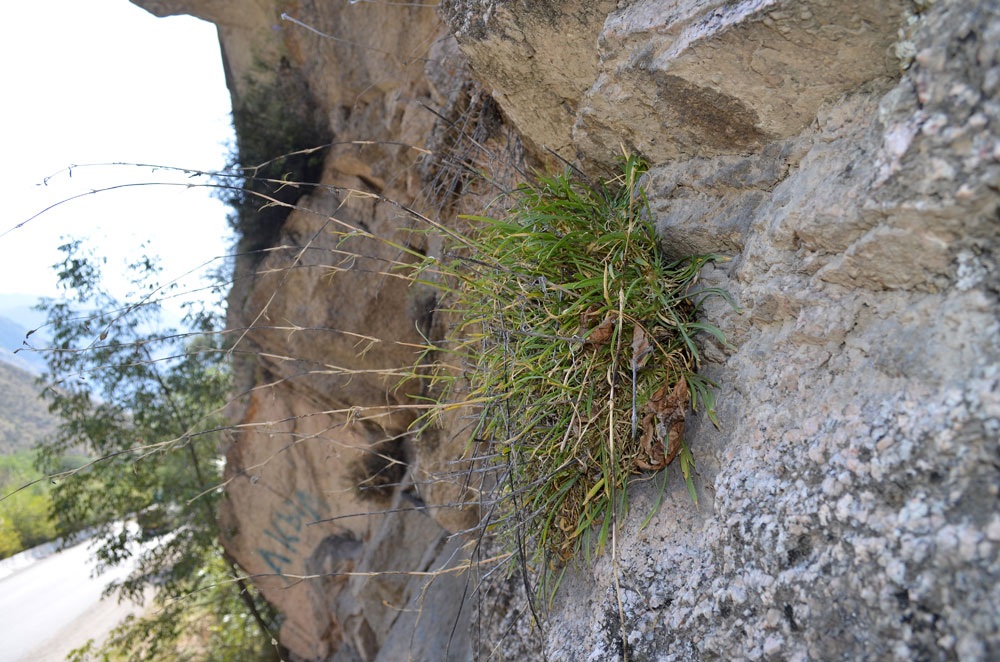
[0, 0, 233, 309]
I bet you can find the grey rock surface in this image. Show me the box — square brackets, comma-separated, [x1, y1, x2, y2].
[442, 0, 617, 159]
[483, 2, 1000, 661]
[445, 0, 917, 167]
[575, 0, 913, 165]
[373, 536, 472, 662]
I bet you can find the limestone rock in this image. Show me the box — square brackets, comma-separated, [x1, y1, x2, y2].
[442, 0, 617, 159]
[133, 0, 490, 658]
[445, 0, 913, 166]
[492, 3, 1000, 661]
[576, 0, 913, 164]
[133, 0, 1000, 660]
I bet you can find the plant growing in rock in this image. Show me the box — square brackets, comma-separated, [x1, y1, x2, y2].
[407, 154, 732, 604]
[221, 65, 332, 257]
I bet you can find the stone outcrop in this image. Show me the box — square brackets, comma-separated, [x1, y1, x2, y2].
[133, 2, 494, 659]
[452, 2, 1000, 661]
[134, 0, 1000, 660]
[444, 0, 917, 165]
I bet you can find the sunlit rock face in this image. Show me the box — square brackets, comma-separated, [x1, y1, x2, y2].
[133, 2, 486, 660]
[447, 2, 1000, 661]
[444, 0, 913, 165]
[136, 0, 1000, 660]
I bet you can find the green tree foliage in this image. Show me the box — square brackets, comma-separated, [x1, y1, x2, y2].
[0, 451, 65, 558]
[0, 519, 21, 557]
[33, 240, 279, 662]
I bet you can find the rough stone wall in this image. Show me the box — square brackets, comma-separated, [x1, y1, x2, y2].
[444, 0, 917, 166]
[134, 0, 999, 660]
[449, 2, 1000, 661]
[133, 2, 502, 660]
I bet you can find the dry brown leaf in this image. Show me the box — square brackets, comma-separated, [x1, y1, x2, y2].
[664, 416, 684, 466]
[645, 377, 688, 419]
[631, 325, 651, 369]
[634, 378, 688, 471]
[635, 412, 663, 471]
[579, 305, 602, 330]
[586, 316, 616, 346]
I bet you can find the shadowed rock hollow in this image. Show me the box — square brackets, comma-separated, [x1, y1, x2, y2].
[134, 1, 1000, 660]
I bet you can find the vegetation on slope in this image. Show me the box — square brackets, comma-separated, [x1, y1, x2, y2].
[0, 451, 88, 558]
[22, 241, 280, 662]
[0, 360, 59, 454]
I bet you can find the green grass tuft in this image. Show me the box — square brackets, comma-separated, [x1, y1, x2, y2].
[407, 155, 732, 604]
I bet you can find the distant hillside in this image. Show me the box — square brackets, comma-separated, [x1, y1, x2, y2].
[0, 361, 59, 454]
[0, 294, 49, 375]
[0, 315, 47, 375]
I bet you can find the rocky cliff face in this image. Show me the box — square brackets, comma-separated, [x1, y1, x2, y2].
[135, 1, 999, 660]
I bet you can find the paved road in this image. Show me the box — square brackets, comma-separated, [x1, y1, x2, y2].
[0, 535, 145, 662]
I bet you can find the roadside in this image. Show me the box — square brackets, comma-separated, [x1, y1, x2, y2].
[15, 586, 150, 662]
[0, 527, 92, 582]
[0, 527, 149, 662]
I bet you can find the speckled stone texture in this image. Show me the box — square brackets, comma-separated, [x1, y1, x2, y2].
[500, 3, 999, 661]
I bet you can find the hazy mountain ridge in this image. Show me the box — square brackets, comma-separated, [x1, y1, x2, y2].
[0, 360, 58, 454]
[0, 294, 48, 375]
[0, 315, 48, 375]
